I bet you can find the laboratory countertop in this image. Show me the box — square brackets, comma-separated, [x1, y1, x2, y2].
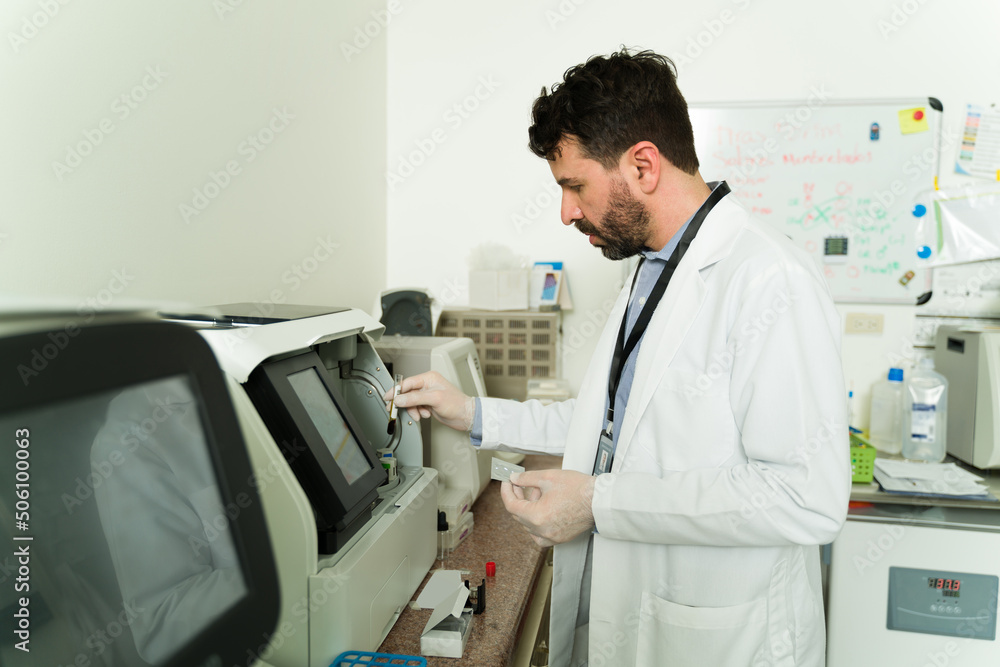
[849, 453, 1000, 510]
[378, 454, 562, 666]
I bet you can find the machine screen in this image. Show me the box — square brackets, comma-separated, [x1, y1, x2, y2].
[0, 375, 249, 665]
[288, 368, 372, 484]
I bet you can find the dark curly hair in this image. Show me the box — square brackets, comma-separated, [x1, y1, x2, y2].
[528, 48, 699, 175]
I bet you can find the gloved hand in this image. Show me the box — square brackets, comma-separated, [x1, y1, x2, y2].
[383, 371, 476, 431]
[500, 469, 596, 547]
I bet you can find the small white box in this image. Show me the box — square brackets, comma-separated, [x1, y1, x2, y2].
[418, 570, 474, 659]
[526, 378, 572, 404]
[421, 609, 474, 658]
[468, 270, 529, 311]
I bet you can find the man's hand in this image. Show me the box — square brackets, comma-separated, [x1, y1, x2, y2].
[383, 371, 475, 431]
[500, 469, 596, 547]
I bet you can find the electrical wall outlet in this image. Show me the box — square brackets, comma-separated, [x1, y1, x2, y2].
[844, 312, 884, 334]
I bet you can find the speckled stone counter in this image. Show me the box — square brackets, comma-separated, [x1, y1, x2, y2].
[378, 454, 562, 665]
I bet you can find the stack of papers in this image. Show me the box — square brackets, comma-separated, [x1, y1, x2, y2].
[873, 460, 996, 500]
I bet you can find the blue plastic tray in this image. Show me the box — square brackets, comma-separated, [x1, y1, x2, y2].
[331, 650, 427, 666]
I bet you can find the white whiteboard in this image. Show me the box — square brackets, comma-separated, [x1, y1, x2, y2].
[690, 99, 942, 303]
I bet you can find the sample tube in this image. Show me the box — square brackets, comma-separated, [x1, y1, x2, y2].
[386, 373, 403, 435]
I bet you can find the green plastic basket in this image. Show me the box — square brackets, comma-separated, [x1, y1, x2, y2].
[849, 433, 876, 483]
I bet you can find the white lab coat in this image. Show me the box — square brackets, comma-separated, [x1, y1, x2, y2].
[478, 195, 851, 667]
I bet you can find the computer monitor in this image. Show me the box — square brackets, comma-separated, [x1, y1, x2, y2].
[245, 350, 387, 554]
[0, 319, 279, 667]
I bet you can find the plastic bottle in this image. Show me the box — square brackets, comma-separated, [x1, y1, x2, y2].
[869, 368, 905, 454]
[902, 358, 949, 463]
[847, 389, 862, 434]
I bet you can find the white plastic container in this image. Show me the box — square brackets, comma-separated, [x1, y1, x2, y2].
[468, 270, 529, 311]
[438, 487, 472, 530]
[869, 368, 905, 454]
[902, 358, 949, 463]
[437, 511, 474, 552]
[526, 378, 572, 405]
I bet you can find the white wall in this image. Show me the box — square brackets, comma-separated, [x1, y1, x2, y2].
[5, 0, 998, 424]
[1, 0, 388, 314]
[386, 0, 1000, 418]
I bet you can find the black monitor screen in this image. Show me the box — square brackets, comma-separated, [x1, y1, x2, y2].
[245, 349, 386, 553]
[0, 320, 278, 667]
[288, 368, 372, 484]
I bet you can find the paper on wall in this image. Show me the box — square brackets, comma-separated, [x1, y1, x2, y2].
[913, 184, 1000, 267]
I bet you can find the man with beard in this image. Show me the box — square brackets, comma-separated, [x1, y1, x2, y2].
[390, 48, 850, 667]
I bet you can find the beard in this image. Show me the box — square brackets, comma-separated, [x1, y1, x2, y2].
[575, 177, 652, 261]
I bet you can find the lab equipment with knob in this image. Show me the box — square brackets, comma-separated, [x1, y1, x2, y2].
[827, 504, 1000, 667]
[934, 326, 1000, 470]
[174, 304, 440, 667]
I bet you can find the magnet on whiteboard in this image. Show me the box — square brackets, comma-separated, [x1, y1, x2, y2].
[917, 245, 932, 259]
[870, 122, 880, 141]
[823, 235, 849, 263]
[912, 204, 927, 217]
[899, 270, 916, 286]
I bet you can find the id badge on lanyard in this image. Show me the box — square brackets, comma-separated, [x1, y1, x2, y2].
[590, 181, 730, 477]
[592, 429, 615, 476]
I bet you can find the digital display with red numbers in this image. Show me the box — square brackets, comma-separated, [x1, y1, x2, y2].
[890, 567, 998, 639]
[928, 577, 962, 598]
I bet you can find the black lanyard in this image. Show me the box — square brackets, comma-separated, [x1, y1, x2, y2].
[605, 181, 731, 430]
